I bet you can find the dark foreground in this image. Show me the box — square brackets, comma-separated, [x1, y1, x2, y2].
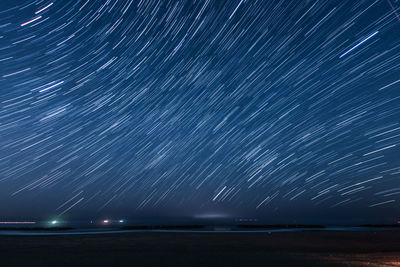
[1, 231, 399, 266]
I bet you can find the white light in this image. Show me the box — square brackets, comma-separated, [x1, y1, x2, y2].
[103, 220, 109, 223]
[119, 220, 124, 223]
[51, 220, 57, 225]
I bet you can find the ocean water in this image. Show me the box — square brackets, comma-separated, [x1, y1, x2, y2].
[1, 225, 399, 236]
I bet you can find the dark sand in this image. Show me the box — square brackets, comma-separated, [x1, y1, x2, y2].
[1, 231, 399, 266]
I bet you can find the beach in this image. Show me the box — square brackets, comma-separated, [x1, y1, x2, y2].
[0, 230, 399, 266]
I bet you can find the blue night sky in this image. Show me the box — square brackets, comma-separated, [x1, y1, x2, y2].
[0, 0, 399, 223]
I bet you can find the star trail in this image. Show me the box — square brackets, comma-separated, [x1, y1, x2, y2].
[0, 0, 399, 222]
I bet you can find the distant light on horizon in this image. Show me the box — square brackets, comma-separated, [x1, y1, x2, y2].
[193, 214, 230, 219]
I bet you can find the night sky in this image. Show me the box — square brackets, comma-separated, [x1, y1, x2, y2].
[0, 0, 400, 223]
